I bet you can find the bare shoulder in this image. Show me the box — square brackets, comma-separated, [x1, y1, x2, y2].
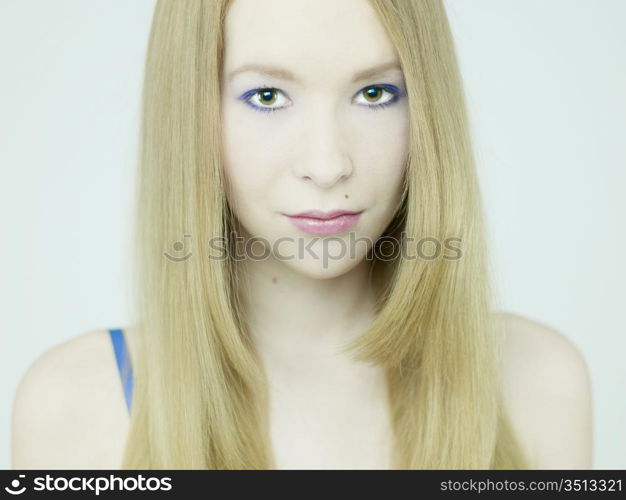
[11, 328, 130, 469]
[497, 311, 593, 469]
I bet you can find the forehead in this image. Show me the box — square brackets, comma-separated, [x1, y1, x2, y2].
[223, 0, 399, 84]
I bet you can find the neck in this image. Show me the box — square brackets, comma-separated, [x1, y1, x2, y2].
[233, 236, 379, 359]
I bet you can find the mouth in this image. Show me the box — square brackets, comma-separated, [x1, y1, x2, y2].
[283, 209, 364, 235]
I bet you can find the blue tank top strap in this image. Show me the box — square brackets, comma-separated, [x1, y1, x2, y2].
[108, 327, 133, 413]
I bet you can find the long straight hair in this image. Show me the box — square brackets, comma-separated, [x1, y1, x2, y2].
[123, 0, 529, 469]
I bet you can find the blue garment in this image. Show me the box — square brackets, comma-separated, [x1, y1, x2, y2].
[108, 328, 133, 412]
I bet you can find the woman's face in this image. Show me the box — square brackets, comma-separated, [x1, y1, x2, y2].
[221, 0, 409, 278]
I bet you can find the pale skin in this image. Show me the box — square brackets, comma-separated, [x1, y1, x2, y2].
[11, 0, 592, 469]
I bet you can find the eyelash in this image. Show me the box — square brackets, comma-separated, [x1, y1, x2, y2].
[239, 84, 404, 114]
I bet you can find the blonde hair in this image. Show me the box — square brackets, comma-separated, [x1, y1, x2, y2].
[123, 0, 529, 469]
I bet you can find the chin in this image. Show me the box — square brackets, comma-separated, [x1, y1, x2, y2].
[284, 256, 365, 280]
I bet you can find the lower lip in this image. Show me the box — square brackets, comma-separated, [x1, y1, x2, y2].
[286, 212, 363, 235]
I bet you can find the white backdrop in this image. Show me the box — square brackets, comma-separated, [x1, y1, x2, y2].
[1, 0, 624, 469]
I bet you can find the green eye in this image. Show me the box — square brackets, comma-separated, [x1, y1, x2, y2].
[240, 87, 289, 113]
[363, 87, 383, 102]
[258, 89, 278, 105]
[353, 85, 402, 109]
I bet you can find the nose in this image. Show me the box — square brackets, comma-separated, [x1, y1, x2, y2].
[292, 107, 354, 189]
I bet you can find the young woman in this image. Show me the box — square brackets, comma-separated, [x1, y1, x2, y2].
[11, 0, 592, 469]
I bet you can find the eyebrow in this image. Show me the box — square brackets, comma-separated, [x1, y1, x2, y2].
[227, 61, 402, 84]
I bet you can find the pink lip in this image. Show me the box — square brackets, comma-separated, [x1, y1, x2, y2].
[284, 209, 364, 235]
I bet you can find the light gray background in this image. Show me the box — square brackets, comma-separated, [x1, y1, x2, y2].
[1, 0, 624, 469]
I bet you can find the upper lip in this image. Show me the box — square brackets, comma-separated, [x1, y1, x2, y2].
[287, 209, 363, 220]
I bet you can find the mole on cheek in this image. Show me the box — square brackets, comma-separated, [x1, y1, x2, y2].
[345, 194, 349, 199]
[272, 277, 278, 284]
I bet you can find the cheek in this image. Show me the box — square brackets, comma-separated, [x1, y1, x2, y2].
[351, 111, 409, 193]
[222, 113, 278, 204]
[222, 98, 302, 215]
